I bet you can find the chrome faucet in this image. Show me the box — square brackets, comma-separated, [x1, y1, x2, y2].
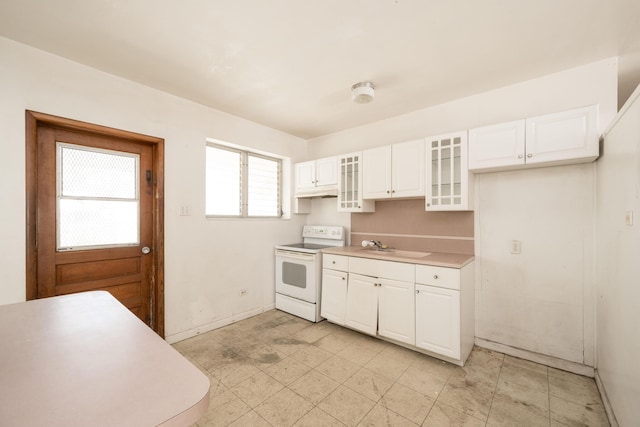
[370, 240, 383, 250]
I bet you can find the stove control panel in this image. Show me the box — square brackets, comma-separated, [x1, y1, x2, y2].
[302, 225, 344, 240]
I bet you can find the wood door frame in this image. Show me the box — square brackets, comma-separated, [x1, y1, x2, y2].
[25, 111, 165, 337]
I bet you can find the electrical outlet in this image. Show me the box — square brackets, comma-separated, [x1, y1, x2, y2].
[510, 240, 521, 254]
[625, 210, 634, 226]
[179, 205, 191, 216]
[239, 289, 248, 296]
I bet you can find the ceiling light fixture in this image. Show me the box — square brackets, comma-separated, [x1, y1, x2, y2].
[351, 81, 375, 104]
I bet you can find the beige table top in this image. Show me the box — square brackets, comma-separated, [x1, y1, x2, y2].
[0, 291, 209, 427]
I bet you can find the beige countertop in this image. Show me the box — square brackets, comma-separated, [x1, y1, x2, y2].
[322, 246, 474, 268]
[0, 291, 209, 427]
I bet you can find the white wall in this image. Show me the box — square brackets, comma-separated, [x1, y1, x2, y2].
[595, 85, 640, 425]
[307, 58, 618, 367]
[0, 37, 307, 341]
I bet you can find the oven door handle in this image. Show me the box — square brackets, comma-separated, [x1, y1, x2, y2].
[275, 249, 317, 261]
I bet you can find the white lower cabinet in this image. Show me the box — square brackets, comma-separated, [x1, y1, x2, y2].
[345, 273, 379, 335]
[415, 263, 475, 365]
[321, 253, 474, 365]
[321, 255, 349, 325]
[378, 278, 415, 345]
[415, 284, 460, 359]
[320, 268, 348, 325]
[344, 273, 416, 345]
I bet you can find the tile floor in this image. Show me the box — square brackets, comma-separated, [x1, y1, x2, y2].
[173, 310, 609, 427]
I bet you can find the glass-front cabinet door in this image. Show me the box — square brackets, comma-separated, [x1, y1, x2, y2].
[426, 131, 473, 211]
[338, 152, 375, 213]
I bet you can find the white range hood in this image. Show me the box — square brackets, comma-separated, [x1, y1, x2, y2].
[295, 188, 338, 198]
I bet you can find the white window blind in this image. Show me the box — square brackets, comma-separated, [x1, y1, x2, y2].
[206, 143, 281, 218]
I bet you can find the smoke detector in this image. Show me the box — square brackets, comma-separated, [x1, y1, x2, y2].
[351, 81, 375, 104]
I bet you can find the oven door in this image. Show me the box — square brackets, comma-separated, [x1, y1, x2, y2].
[275, 249, 319, 303]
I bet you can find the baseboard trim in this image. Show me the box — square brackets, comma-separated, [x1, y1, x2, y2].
[594, 369, 619, 427]
[475, 337, 594, 377]
[165, 304, 275, 344]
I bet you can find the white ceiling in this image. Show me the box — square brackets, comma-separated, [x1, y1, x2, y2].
[1, 0, 639, 139]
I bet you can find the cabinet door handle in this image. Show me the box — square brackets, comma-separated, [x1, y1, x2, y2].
[342, 277, 345, 281]
[416, 290, 419, 294]
[332, 261, 336, 264]
[527, 153, 533, 158]
[386, 190, 390, 194]
[433, 275, 438, 279]
[392, 190, 396, 193]
[517, 154, 523, 159]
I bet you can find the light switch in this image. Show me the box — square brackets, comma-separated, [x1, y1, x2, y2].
[510, 240, 521, 254]
[625, 210, 633, 226]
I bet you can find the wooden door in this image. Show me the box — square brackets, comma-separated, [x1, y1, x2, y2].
[26, 111, 164, 335]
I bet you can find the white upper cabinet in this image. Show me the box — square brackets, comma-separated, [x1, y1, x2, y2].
[315, 156, 339, 186]
[468, 105, 599, 172]
[468, 120, 526, 171]
[426, 131, 473, 211]
[295, 161, 316, 190]
[337, 152, 375, 212]
[295, 156, 338, 193]
[526, 105, 599, 165]
[393, 139, 425, 197]
[362, 145, 392, 199]
[363, 139, 425, 199]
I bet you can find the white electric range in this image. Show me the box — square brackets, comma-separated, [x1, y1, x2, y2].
[275, 225, 345, 322]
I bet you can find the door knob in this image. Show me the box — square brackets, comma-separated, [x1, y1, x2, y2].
[141, 246, 151, 254]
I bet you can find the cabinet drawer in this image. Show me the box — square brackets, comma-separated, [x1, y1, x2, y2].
[349, 257, 414, 283]
[415, 265, 460, 290]
[323, 254, 349, 272]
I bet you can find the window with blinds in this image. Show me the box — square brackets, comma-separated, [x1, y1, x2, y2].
[206, 143, 282, 218]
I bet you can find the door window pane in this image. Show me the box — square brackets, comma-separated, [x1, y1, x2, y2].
[58, 199, 138, 248]
[60, 146, 136, 198]
[57, 143, 139, 251]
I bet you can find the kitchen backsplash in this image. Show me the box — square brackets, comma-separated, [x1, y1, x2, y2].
[351, 199, 474, 255]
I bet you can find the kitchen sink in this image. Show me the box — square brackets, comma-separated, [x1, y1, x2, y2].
[370, 249, 431, 259]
